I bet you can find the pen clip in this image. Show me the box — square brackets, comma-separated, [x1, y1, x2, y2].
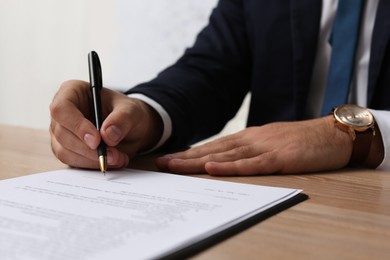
[88, 51, 103, 89]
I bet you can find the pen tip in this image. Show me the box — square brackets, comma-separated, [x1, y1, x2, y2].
[99, 155, 107, 175]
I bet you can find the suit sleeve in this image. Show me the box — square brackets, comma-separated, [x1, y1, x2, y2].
[126, 0, 251, 150]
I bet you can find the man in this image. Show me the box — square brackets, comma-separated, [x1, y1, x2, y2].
[50, 0, 390, 175]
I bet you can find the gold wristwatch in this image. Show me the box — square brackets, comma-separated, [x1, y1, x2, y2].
[332, 104, 376, 164]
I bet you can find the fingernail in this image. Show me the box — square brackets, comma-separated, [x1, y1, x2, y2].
[156, 154, 172, 163]
[106, 125, 122, 143]
[84, 133, 96, 149]
[171, 158, 185, 165]
[107, 150, 114, 165]
[159, 154, 172, 160]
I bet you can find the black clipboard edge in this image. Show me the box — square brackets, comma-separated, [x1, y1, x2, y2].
[159, 193, 308, 260]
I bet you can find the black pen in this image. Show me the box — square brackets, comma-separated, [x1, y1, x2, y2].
[88, 51, 107, 174]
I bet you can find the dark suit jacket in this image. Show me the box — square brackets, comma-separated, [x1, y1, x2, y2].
[127, 0, 390, 150]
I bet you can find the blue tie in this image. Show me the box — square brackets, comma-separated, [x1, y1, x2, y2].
[321, 0, 364, 115]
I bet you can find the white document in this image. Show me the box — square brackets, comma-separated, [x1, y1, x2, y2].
[0, 169, 303, 260]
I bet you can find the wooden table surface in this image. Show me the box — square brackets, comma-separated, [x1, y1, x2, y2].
[1, 124, 389, 259]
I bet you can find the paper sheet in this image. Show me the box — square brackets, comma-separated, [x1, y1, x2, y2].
[0, 169, 302, 260]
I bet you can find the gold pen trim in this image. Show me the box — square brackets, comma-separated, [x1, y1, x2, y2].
[99, 155, 107, 174]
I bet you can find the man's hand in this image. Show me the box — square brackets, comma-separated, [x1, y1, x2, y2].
[156, 117, 353, 175]
[50, 80, 162, 170]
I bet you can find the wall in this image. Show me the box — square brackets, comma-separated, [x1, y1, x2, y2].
[0, 0, 247, 139]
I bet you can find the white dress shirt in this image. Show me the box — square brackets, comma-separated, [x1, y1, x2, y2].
[130, 0, 390, 170]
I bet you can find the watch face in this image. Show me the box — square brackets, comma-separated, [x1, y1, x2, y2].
[334, 105, 374, 128]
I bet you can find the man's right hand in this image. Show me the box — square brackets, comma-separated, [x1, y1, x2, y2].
[49, 80, 163, 170]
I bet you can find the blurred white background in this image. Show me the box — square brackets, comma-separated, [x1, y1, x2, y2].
[0, 0, 248, 138]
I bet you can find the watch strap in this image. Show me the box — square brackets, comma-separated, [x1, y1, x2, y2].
[349, 126, 375, 164]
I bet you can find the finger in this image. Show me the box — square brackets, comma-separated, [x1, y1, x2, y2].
[50, 101, 99, 149]
[50, 85, 100, 150]
[155, 146, 232, 173]
[156, 154, 207, 173]
[165, 158, 208, 174]
[205, 152, 282, 176]
[155, 154, 173, 172]
[51, 130, 129, 170]
[50, 120, 98, 161]
[155, 140, 261, 173]
[166, 144, 257, 173]
[106, 148, 130, 169]
[165, 134, 244, 161]
[207, 144, 259, 162]
[51, 130, 100, 169]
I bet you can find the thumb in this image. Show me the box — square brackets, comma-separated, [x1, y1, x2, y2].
[100, 106, 138, 147]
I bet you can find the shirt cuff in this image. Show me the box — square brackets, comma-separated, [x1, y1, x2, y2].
[128, 93, 172, 153]
[369, 109, 390, 171]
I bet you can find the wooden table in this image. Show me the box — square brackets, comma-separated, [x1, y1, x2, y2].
[1, 124, 389, 259]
